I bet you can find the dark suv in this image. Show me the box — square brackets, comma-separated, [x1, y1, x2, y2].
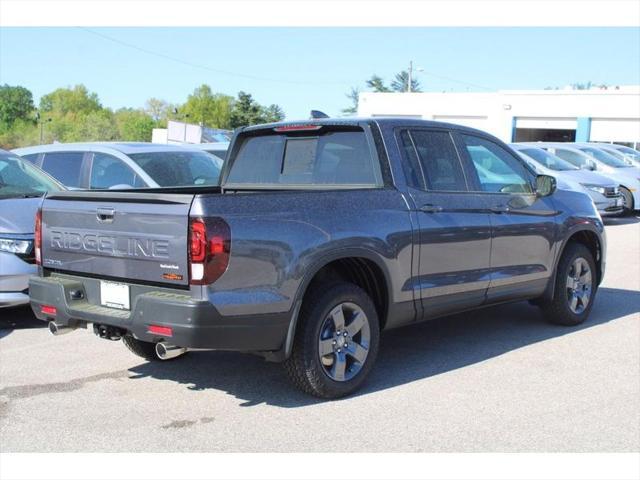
[29, 118, 605, 398]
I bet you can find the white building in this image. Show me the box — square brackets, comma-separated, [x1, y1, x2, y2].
[357, 86, 640, 147]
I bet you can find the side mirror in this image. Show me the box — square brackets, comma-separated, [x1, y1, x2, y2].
[535, 174, 556, 197]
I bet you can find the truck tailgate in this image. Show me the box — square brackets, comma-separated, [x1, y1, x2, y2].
[41, 191, 194, 287]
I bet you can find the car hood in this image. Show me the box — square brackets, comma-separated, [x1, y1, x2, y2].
[560, 169, 618, 187]
[0, 197, 42, 235]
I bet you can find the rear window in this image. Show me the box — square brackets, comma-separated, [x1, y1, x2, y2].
[225, 129, 382, 187]
[128, 151, 222, 187]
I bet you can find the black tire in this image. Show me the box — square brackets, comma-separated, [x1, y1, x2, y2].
[122, 335, 162, 361]
[620, 187, 634, 215]
[541, 242, 597, 326]
[284, 282, 380, 399]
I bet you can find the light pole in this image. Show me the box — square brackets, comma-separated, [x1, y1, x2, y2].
[407, 61, 424, 93]
[35, 111, 51, 144]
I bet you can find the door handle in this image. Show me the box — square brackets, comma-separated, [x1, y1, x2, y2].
[96, 207, 115, 223]
[420, 204, 443, 213]
[490, 205, 510, 214]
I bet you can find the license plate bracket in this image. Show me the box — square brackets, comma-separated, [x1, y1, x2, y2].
[100, 281, 131, 310]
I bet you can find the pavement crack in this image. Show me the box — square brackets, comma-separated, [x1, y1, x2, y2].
[161, 417, 215, 429]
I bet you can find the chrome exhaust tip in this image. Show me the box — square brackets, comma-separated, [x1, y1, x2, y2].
[155, 342, 188, 360]
[48, 321, 76, 336]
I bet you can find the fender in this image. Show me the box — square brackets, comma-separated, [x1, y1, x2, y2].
[265, 247, 395, 362]
[542, 222, 605, 301]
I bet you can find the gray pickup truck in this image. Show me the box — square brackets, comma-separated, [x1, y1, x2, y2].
[29, 118, 606, 398]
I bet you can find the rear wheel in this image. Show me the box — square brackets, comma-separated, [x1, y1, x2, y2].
[540, 243, 597, 326]
[284, 282, 380, 399]
[620, 187, 634, 214]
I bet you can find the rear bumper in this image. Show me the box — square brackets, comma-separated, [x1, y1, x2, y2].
[0, 291, 30, 308]
[29, 274, 290, 352]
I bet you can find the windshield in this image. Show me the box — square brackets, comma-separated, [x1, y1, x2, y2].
[128, 151, 223, 187]
[615, 145, 640, 161]
[519, 148, 578, 171]
[0, 153, 63, 199]
[577, 146, 629, 168]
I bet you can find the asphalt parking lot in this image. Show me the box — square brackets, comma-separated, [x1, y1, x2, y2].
[0, 217, 638, 453]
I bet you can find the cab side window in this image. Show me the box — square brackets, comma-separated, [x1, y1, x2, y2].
[399, 129, 468, 192]
[90, 153, 144, 189]
[461, 135, 533, 194]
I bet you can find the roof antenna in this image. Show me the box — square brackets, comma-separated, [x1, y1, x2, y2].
[310, 110, 329, 119]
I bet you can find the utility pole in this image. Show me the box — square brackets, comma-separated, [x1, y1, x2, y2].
[408, 60, 413, 93]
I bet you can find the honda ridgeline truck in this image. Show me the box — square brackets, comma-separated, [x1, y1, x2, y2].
[29, 118, 605, 398]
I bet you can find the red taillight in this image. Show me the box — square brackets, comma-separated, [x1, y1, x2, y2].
[190, 220, 207, 263]
[41, 305, 56, 316]
[188, 218, 231, 285]
[273, 124, 322, 132]
[34, 209, 42, 265]
[148, 325, 173, 337]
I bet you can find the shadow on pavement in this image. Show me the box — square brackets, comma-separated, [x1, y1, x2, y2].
[127, 286, 640, 408]
[603, 215, 640, 226]
[0, 306, 44, 339]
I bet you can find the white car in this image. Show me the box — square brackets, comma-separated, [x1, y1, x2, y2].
[510, 144, 624, 216]
[527, 142, 640, 213]
[13, 142, 223, 190]
[587, 143, 640, 168]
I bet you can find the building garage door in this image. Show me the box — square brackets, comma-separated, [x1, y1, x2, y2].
[590, 118, 640, 142]
[513, 117, 577, 142]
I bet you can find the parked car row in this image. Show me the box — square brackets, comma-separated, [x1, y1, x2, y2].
[13, 142, 227, 190]
[511, 142, 640, 215]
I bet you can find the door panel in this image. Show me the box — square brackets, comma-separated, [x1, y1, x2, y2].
[456, 133, 559, 303]
[399, 129, 492, 318]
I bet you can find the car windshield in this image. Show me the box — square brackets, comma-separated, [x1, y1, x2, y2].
[128, 150, 223, 187]
[0, 153, 62, 199]
[520, 148, 578, 171]
[615, 145, 640, 161]
[577, 146, 629, 168]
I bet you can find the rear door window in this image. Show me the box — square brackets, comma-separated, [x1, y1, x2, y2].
[40, 152, 85, 187]
[405, 130, 468, 192]
[226, 129, 382, 187]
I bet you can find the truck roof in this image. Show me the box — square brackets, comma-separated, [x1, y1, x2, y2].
[240, 117, 493, 137]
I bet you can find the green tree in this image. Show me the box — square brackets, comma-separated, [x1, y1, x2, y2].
[66, 110, 118, 142]
[342, 87, 360, 115]
[144, 97, 171, 123]
[262, 104, 285, 123]
[181, 84, 233, 129]
[39, 85, 102, 115]
[0, 85, 35, 127]
[229, 91, 264, 128]
[365, 75, 391, 93]
[0, 119, 39, 149]
[390, 71, 422, 92]
[114, 108, 156, 141]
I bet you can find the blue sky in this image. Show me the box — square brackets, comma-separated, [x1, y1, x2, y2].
[1, 27, 638, 120]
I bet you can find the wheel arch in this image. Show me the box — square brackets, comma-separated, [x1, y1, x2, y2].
[273, 249, 392, 362]
[543, 226, 604, 301]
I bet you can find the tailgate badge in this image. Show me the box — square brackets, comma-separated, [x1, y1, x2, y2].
[96, 207, 115, 223]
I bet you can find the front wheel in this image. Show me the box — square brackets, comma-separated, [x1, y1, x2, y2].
[284, 282, 380, 399]
[620, 187, 634, 214]
[541, 243, 597, 326]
